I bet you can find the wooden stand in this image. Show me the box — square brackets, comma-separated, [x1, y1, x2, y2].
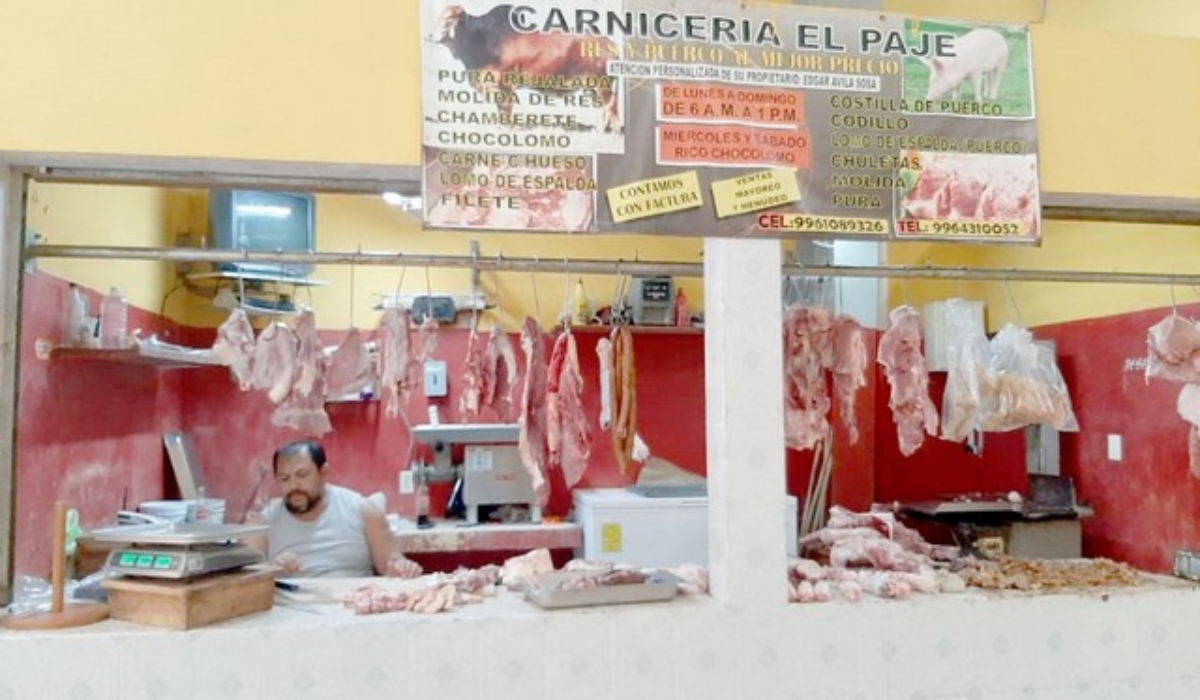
[102, 568, 274, 630]
[3, 501, 109, 631]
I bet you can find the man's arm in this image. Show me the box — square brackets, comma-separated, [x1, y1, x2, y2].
[243, 510, 269, 555]
[361, 498, 422, 578]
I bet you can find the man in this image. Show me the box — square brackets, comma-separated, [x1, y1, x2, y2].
[245, 439, 422, 578]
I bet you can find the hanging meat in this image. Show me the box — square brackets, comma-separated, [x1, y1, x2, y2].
[272, 310, 332, 436]
[324, 328, 370, 399]
[212, 308, 256, 389]
[545, 333, 569, 466]
[550, 332, 592, 488]
[877, 306, 939, 456]
[830, 316, 868, 444]
[251, 322, 299, 405]
[378, 308, 413, 418]
[1146, 313, 1200, 383]
[783, 306, 834, 451]
[459, 328, 486, 419]
[595, 337, 614, 430]
[517, 317, 550, 506]
[610, 326, 638, 474]
[483, 326, 519, 421]
[1176, 383, 1200, 478]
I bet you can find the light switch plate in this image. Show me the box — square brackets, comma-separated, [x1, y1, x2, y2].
[1107, 434, 1123, 462]
[423, 360, 448, 397]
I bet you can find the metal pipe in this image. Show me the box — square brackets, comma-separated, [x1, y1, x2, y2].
[25, 242, 1200, 286]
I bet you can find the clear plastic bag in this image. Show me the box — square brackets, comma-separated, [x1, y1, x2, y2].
[7, 569, 113, 616]
[980, 324, 1079, 432]
[940, 299, 991, 442]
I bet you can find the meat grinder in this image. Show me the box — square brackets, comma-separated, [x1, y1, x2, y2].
[409, 423, 540, 524]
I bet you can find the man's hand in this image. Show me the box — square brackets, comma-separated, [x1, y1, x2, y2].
[387, 554, 423, 579]
[273, 552, 302, 575]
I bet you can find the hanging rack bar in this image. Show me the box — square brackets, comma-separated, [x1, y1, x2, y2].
[24, 242, 1200, 286]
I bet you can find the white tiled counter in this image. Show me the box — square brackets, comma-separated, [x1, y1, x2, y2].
[2, 577, 1199, 699]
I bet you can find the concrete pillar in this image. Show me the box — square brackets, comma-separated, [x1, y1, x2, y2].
[703, 238, 788, 607]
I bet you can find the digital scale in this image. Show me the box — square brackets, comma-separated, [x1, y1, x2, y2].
[629, 276, 674, 326]
[91, 521, 267, 581]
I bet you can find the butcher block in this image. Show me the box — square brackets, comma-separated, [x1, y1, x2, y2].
[102, 567, 274, 630]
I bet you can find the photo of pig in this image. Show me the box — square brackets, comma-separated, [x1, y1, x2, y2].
[922, 28, 1008, 103]
[903, 23, 1033, 118]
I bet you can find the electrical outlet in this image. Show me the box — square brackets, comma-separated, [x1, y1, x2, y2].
[399, 470, 415, 494]
[423, 360, 448, 397]
[1107, 434, 1123, 462]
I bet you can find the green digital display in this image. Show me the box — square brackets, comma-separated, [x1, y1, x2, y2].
[118, 552, 137, 566]
[152, 556, 173, 569]
[135, 554, 154, 568]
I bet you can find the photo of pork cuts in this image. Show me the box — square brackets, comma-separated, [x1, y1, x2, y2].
[427, 4, 622, 134]
[424, 151, 596, 232]
[898, 152, 1040, 236]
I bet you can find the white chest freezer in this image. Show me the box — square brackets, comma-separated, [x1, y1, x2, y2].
[572, 488, 798, 568]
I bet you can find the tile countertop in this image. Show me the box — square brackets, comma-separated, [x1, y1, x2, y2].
[388, 517, 583, 554]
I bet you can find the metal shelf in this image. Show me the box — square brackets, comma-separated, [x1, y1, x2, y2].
[48, 343, 223, 369]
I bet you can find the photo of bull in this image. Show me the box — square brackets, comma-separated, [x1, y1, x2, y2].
[428, 4, 623, 133]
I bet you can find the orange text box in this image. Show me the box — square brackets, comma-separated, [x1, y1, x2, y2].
[657, 124, 811, 169]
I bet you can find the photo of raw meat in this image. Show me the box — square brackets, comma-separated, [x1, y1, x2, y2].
[424, 149, 597, 232]
[897, 152, 1040, 237]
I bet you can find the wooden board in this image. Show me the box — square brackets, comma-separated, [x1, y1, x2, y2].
[102, 568, 274, 630]
[2, 602, 109, 630]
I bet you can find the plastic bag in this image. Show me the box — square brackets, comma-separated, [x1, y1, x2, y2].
[940, 299, 991, 441]
[1145, 313, 1200, 383]
[979, 324, 1079, 432]
[6, 569, 112, 616]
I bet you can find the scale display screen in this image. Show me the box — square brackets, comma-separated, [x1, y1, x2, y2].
[105, 544, 263, 580]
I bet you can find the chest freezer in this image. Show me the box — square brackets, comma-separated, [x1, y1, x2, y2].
[572, 488, 798, 568]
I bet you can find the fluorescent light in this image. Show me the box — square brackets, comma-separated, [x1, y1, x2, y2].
[234, 204, 291, 218]
[382, 192, 423, 212]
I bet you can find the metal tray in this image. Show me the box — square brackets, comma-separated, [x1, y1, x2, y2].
[88, 521, 267, 545]
[523, 571, 679, 610]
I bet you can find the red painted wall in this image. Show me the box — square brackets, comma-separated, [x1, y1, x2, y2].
[22, 271, 1182, 576]
[1036, 306, 1200, 572]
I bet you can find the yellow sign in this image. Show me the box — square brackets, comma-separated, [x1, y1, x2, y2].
[606, 171, 703, 223]
[711, 169, 801, 219]
[600, 523, 623, 553]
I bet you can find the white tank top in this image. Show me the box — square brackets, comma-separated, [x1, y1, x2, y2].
[262, 484, 373, 577]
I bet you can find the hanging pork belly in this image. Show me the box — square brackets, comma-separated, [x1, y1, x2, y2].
[324, 328, 371, 400]
[212, 308, 257, 389]
[877, 305, 939, 456]
[830, 315, 868, 444]
[483, 325, 519, 421]
[272, 309, 332, 436]
[378, 308, 414, 418]
[518, 317, 550, 506]
[549, 332, 592, 488]
[251, 322, 299, 405]
[459, 327, 486, 420]
[782, 306, 834, 451]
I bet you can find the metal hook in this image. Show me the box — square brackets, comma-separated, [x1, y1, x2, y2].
[1171, 279, 1179, 315]
[1003, 280, 1025, 328]
[530, 256, 542, 324]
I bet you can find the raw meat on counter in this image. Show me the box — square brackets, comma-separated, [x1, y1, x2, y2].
[877, 305, 939, 456]
[211, 308, 257, 389]
[344, 565, 501, 615]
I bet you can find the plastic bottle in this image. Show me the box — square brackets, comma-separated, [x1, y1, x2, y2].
[98, 286, 128, 349]
[572, 279, 590, 326]
[61, 283, 88, 347]
[674, 287, 689, 327]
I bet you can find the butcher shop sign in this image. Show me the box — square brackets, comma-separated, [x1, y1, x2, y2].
[420, 0, 1041, 243]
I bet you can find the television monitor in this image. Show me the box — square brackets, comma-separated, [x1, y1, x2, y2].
[208, 189, 315, 278]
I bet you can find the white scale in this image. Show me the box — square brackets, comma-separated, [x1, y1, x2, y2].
[91, 522, 268, 580]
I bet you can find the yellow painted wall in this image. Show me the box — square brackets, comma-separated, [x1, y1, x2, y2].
[6, 1, 1200, 330]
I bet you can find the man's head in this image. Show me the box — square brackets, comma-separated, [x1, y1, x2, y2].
[272, 440, 328, 515]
